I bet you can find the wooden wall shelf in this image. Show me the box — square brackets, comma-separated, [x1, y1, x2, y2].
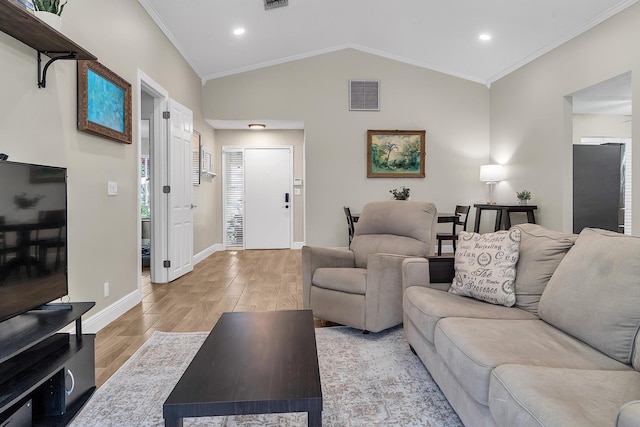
[0, 0, 97, 87]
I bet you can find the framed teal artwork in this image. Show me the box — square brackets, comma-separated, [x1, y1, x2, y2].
[77, 60, 132, 144]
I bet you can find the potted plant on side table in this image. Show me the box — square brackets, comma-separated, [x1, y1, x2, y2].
[390, 187, 410, 200]
[516, 190, 532, 205]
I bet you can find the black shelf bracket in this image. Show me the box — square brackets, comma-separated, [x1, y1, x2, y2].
[37, 50, 77, 88]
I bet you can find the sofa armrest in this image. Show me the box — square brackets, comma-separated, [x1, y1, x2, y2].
[301, 246, 355, 308]
[616, 401, 640, 427]
[402, 256, 454, 292]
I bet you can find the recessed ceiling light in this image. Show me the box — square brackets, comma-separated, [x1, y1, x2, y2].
[233, 28, 245, 36]
[479, 34, 492, 41]
[248, 123, 266, 129]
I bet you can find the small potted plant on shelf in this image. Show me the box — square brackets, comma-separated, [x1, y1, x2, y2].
[33, 0, 67, 14]
[516, 190, 532, 205]
[32, 0, 67, 31]
[390, 186, 410, 200]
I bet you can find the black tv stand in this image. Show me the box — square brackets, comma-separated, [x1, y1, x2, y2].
[33, 303, 74, 312]
[0, 302, 95, 426]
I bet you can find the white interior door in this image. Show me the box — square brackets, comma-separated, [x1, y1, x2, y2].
[244, 148, 292, 249]
[167, 99, 194, 281]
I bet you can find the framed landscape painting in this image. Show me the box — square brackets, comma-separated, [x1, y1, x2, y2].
[367, 130, 426, 178]
[77, 60, 132, 144]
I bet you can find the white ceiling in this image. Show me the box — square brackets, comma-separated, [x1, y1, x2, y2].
[139, 0, 637, 86]
[572, 72, 632, 115]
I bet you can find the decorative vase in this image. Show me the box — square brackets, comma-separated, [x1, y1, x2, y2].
[518, 199, 528, 206]
[34, 11, 62, 32]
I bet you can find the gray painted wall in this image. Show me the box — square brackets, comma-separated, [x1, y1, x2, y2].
[0, 0, 215, 318]
[490, 3, 639, 234]
[203, 49, 491, 246]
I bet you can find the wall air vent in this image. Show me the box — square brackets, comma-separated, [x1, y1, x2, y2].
[264, 0, 288, 10]
[349, 80, 380, 111]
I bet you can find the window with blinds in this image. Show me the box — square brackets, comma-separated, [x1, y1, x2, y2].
[223, 149, 244, 246]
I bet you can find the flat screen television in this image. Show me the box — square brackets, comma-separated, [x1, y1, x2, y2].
[0, 161, 68, 323]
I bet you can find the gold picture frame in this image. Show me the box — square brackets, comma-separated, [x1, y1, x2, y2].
[367, 130, 426, 178]
[77, 60, 132, 144]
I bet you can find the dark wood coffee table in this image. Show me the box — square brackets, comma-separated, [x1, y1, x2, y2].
[163, 310, 323, 426]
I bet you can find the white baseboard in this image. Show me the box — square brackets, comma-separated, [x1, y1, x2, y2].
[193, 243, 223, 264]
[292, 241, 304, 249]
[67, 290, 142, 334]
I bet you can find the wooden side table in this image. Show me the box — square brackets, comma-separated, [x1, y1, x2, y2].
[473, 204, 538, 232]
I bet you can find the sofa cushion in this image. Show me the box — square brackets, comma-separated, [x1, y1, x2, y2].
[449, 228, 521, 307]
[403, 286, 537, 344]
[434, 318, 631, 406]
[489, 365, 640, 427]
[538, 228, 640, 364]
[312, 268, 367, 294]
[617, 401, 640, 427]
[511, 223, 577, 315]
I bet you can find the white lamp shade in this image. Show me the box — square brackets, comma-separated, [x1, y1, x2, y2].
[479, 164, 504, 182]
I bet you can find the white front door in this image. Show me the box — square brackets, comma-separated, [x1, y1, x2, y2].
[166, 99, 194, 281]
[244, 148, 292, 249]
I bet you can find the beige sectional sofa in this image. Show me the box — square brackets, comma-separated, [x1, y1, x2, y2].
[403, 224, 640, 427]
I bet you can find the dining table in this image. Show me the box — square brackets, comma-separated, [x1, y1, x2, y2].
[352, 212, 459, 232]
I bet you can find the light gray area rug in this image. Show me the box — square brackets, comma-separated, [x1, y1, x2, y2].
[71, 326, 462, 426]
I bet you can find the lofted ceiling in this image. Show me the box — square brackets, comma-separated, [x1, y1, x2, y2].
[139, 0, 637, 86]
[572, 72, 632, 116]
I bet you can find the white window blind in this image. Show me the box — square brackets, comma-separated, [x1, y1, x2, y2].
[223, 150, 244, 246]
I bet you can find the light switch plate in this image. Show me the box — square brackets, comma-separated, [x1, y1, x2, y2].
[107, 181, 118, 196]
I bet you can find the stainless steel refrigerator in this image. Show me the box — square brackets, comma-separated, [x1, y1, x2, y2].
[573, 143, 625, 234]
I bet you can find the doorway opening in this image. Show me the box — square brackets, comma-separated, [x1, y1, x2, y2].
[140, 110, 152, 278]
[138, 71, 169, 287]
[570, 71, 632, 235]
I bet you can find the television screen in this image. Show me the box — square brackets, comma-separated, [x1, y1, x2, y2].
[0, 161, 68, 322]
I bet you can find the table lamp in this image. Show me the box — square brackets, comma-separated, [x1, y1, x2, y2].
[479, 164, 504, 205]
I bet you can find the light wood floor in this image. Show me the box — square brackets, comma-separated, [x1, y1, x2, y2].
[94, 249, 307, 387]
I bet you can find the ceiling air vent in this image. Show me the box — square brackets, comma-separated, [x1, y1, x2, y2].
[264, 0, 288, 10]
[349, 80, 379, 111]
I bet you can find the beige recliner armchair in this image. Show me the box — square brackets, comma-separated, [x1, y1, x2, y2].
[302, 200, 437, 333]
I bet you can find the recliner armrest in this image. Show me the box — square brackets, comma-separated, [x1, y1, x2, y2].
[365, 253, 411, 332]
[301, 246, 355, 308]
[302, 246, 355, 269]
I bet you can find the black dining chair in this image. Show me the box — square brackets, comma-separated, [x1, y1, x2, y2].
[343, 206, 357, 247]
[0, 216, 18, 267]
[436, 205, 471, 256]
[32, 210, 66, 270]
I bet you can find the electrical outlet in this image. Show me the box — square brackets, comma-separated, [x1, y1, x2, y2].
[104, 282, 110, 298]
